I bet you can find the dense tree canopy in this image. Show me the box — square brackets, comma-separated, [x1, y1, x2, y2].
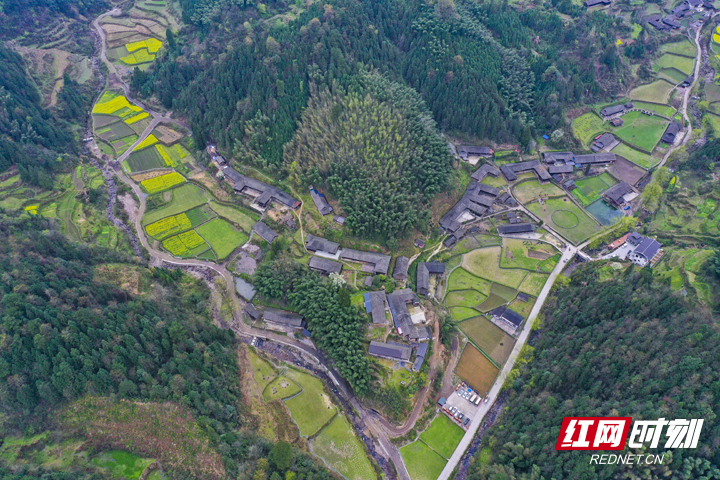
[469, 265, 720, 480]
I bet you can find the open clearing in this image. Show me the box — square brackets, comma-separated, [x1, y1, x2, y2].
[570, 173, 616, 206]
[142, 184, 208, 225]
[284, 369, 336, 437]
[572, 112, 605, 145]
[400, 441, 447, 480]
[612, 111, 668, 153]
[459, 316, 515, 365]
[263, 375, 301, 401]
[419, 415, 464, 459]
[629, 80, 675, 104]
[196, 218, 248, 260]
[455, 344, 499, 395]
[91, 451, 153, 480]
[527, 196, 601, 244]
[512, 180, 564, 204]
[208, 201, 258, 232]
[611, 143, 660, 169]
[500, 238, 558, 271]
[462, 247, 528, 288]
[311, 415, 375, 480]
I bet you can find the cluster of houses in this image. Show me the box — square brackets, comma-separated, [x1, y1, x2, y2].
[368, 341, 428, 371]
[607, 232, 665, 267]
[647, 0, 714, 31]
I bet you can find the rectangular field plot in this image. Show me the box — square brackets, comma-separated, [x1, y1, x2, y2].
[146, 212, 193, 240]
[445, 290, 487, 308]
[519, 272, 549, 296]
[660, 40, 696, 57]
[613, 111, 669, 153]
[571, 174, 616, 206]
[446, 268, 492, 295]
[477, 293, 507, 313]
[196, 218, 248, 260]
[455, 345, 499, 396]
[611, 143, 660, 169]
[140, 171, 186, 193]
[461, 247, 527, 289]
[126, 146, 165, 173]
[284, 369, 336, 437]
[162, 230, 210, 258]
[490, 282, 518, 302]
[156, 143, 192, 167]
[97, 121, 134, 142]
[629, 101, 675, 118]
[500, 238, 558, 271]
[208, 201, 258, 232]
[459, 316, 515, 366]
[111, 135, 138, 156]
[93, 91, 143, 116]
[654, 53, 694, 75]
[512, 180, 564, 204]
[629, 80, 674, 104]
[450, 306, 482, 322]
[311, 415, 375, 480]
[658, 68, 687, 85]
[400, 441, 447, 480]
[586, 200, 624, 226]
[527, 196, 601, 244]
[572, 113, 605, 145]
[419, 415, 464, 459]
[142, 184, 208, 225]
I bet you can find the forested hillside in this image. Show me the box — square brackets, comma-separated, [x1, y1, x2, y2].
[469, 265, 720, 480]
[0, 214, 331, 480]
[133, 0, 628, 166]
[0, 46, 77, 189]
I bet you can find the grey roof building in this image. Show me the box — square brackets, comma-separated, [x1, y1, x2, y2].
[594, 133, 617, 150]
[308, 256, 343, 275]
[497, 223, 536, 235]
[264, 308, 305, 328]
[368, 341, 412, 361]
[662, 122, 682, 144]
[458, 145, 494, 160]
[548, 164, 574, 174]
[440, 181, 500, 232]
[648, 15, 669, 30]
[388, 289, 430, 340]
[490, 306, 524, 328]
[628, 237, 662, 267]
[574, 153, 616, 165]
[253, 221, 279, 243]
[417, 262, 446, 296]
[365, 291, 388, 324]
[245, 303, 260, 320]
[499, 159, 551, 182]
[309, 187, 333, 215]
[600, 105, 626, 117]
[585, 0, 611, 6]
[393, 256, 409, 281]
[226, 167, 300, 209]
[603, 182, 634, 206]
[305, 234, 340, 255]
[364, 276, 374, 287]
[340, 249, 391, 275]
[662, 15, 681, 28]
[543, 152, 575, 164]
[471, 163, 501, 182]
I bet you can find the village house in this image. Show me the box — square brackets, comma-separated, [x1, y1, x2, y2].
[368, 341, 412, 362]
[490, 306, 525, 331]
[457, 145, 494, 162]
[340, 249, 391, 275]
[305, 234, 340, 255]
[610, 118, 624, 127]
[263, 308, 305, 329]
[500, 159, 551, 182]
[308, 256, 343, 275]
[417, 261, 445, 296]
[600, 103, 632, 118]
[413, 343, 428, 372]
[470, 163, 501, 182]
[585, 0, 611, 6]
[309, 186, 333, 216]
[388, 289, 431, 341]
[393, 256, 409, 281]
[573, 153, 616, 166]
[548, 164, 574, 175]
[497, 223, 536, 235]
[662, 122, 682, 144]
[364, 291, 388, 324]
[627, 234, 664, 267]
[245, 303, 260, 320]
[440, 181, 500, 232]
[252, 221, 279, 243]
[607, 232, 631, 250]
[223, 166, 301, 210]
[602, 182, 635, 208]
[592, 133, 618, 152]
[542, 152, 574, 164]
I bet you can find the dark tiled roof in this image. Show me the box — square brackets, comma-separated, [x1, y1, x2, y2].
[305, 234, 340, 254]
[548, 164, 574, 174]
[497, 223, 535, 234]
[388, 289, 418, 334]
[627, 232, 644, 245]
[264, 308, 304, 327]
[230, 170, 300, 209]
[364, 276, 374, 287]
[310, 188, 333, 215]
[585, 0, 611, 6]
[471, 163, 501, 182]
[413, 356, 424, 371]
[603, 182, 634, 204]
[458, 146, 494, 158]
[600, 105, 626, 117]
[543, 151, 574, 163]
[365, 291, 388, 324]
[574, 153, 616, 165]
[490, 306, 524, 327]
[633, 237, 661, 260]
[253, 221, 279, 243]
[417, 262, 445, 295]
[393, 256, 409, 280]
[662, 121, 682, 144]
[516, 292, 529, 302]
[439, 182, 499, 231]
[416, 343, 428, 358]
[340, 249, 391, 275]
[308, 256, 342, 275]
[594, 133, 616, 149]
[368, 341, 412, 361]
[245, 303, 260, 319]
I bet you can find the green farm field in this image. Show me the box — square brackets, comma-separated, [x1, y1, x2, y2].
[208, 201, 258, 231]
[450, 306, 482, 321]
[527, 196, 601, 244]
[142, 184, 208, 225]
[654, 53, 694, 75]
[400, 441, 447, 480]
[419, 415, 464, 459]
[613, 111, 669, 152]
[455, 344, 499, 395]
[311, 415, 375, 480]
[196, 218, 248, 260]
[629, 80, 674, 104]
[447, 268, 492, 294]
[263, 375, 301, 401]
[629, 101, 676, 118]
[500, 238, 558, 271]
[445, 289, 487, 308]
[660, 40, 696, 57]
[477, 293, 507, 312]
[571, 174, 616, 206]
[459, 316, 515, 365]
[91, 450, 154, 480]
[462, 247, 527, 288]
[520, 272, 550, 296]
[658, 68, 687, 85]
[284, 369, 336, 437]
[126, 145, 165, 172]
[572, 112, 605, 145]
[611, 143, 660, 169]
[512, 180, 564, 204]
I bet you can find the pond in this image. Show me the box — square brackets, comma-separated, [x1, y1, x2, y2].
[586, 200, 624, 226]
[235, 277, 256, 301]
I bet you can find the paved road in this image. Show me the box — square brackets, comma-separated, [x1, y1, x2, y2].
[437, 245, 577, 480]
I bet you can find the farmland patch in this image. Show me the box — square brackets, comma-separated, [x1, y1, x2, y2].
[196, 218, 249, 260]
[612, 111, 669, 152]
[455, 345, 499, 395]
[459, 316, 515, 365]
[572, 112, 605, 145]
[311, 415, 375, 480]
[527, 196, 601, 244]
[419, 415, 464, 459]
[629, 80, 675, 104]
[140, 171, 186, 193]
[611, 143, 660, 169]
[400, 441, 447, 480]
[142, 184, 208, 225]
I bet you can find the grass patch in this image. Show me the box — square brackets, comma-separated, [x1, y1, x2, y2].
[419, 415, 464, 459]
[572, 112, 605, 145]
[658, 68, 687, 85]
[611, 143, 660, 169]
[445, 289, 487, 308]
[571, 174, 616, 206]
[450, 306, 481, 321]
[512, 180, 564, 204]
[455, 345, 499, 395]
[196, 217, 248, 260]
[247, 349, 277, 389]
[527, 196, 602, 244]
[284, 369, 336, 437]
[400, 441, 447, 480]
[490, 282, 518, 301]
[654, 53, 694, 75]
[208, 201, 258, 232]
[660, 40, 696, 57]
[263, 375, 301, 401]
[612, 111, 669, 152]
[629, 80, 675, 104]
[446, 268, 492, 295]
[142, 184, 208, 225]
[126, 145, 165, 172]
[500, 238, 558, 271]
[520, 272, 549, 296]
[459, 316, 515, 365]
[311, 415, 375, 480]
[630, 101, 676, 118]
[91, 450, 154, 480]
[462, 247, 527, 288]
[477, 293, 508, 312]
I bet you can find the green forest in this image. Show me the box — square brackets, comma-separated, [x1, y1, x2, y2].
[0, 214, 332, 480]
[469, 265, 720, 480]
